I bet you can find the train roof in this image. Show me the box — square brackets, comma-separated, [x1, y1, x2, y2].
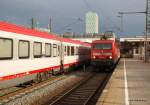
[0, 21, 90, 46]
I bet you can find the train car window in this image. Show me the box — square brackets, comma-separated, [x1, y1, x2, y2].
[45, 43, 51, 57]
[19, 40, 29, 59]
[64, 46, 67, 56]
[74, 47, 76, 55]
[135, 48, 139, 54]
[71, 46, 74, 56]
[84, 47, 89, 55]
[58, 45, 60, 56]
[76, 47, 79, 55]
[33, 42, 42, 58]
[79, 47, 83, 55]
[0, 38, 13, 60]
[67, 46, 70, 56]
[53, 44, 57, 57]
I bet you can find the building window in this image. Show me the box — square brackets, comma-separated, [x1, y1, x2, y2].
[33, 42, 42, 58]
[45, 43, 51, 57]
[53, 44, 57, 57]
[0, 38, 13, 59]
[19, 40, 29, 59]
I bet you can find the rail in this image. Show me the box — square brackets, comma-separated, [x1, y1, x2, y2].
[45, 72, 112, 105]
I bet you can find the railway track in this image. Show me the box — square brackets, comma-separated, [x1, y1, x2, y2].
[0, 75, 68, 104]
[45, 72, 111, 105]
[0, 71, 90, 105]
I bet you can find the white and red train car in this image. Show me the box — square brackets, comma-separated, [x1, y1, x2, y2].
[0, 21, 91, 89]
[91, 40, 120, 70]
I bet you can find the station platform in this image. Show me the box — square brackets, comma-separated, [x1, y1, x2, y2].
[96, 58, 150, 105]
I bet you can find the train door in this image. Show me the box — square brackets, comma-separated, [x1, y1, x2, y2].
[60, 42, 64, 73]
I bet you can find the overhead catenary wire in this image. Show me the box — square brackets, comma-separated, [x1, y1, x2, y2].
[83, 0, 93, 11]
[54, 18, 84, 33]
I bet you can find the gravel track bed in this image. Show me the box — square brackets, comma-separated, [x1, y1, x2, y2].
[1, 72, 89, 105]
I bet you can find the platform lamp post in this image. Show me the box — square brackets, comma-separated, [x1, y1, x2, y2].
[48, 17, 52, 33]
[31, 17, 38, 29]
[144, 31, 148, 62]
[118, 0, 149, 62]
[117, 15, 123, 34]
[144, 0, 149, 62]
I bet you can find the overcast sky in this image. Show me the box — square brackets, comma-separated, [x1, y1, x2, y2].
[0, 0, 146, 37]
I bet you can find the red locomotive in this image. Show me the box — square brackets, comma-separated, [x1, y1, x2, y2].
[91, 39, 120, 70]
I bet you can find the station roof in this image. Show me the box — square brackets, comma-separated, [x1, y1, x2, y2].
[120, 37, 150, 42]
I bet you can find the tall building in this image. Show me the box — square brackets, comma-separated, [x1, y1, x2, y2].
[86, 12, 99, 34]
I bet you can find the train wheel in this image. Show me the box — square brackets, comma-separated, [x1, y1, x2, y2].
[45, 71, 50, 79]
[52, 69, 56, 75]
[41, 71, 48, 80]
[36, 73, 42, 83]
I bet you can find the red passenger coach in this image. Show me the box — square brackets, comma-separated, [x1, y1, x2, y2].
[91, 39, 120, 70]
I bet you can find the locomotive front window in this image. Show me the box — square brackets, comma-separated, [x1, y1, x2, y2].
[0, 38, 13, 59]
[93, 43, 112, 50]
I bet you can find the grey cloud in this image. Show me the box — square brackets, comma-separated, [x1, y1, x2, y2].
[0, 0, 146, 36]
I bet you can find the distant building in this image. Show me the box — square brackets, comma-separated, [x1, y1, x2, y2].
[85, 11, 99, 34]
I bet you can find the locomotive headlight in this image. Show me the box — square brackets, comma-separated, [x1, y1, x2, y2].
[93, 56, 96, 59]
[109, 56, 112, 59]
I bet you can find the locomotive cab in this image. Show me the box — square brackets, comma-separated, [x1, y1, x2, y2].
[91, 40, 117, 69]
